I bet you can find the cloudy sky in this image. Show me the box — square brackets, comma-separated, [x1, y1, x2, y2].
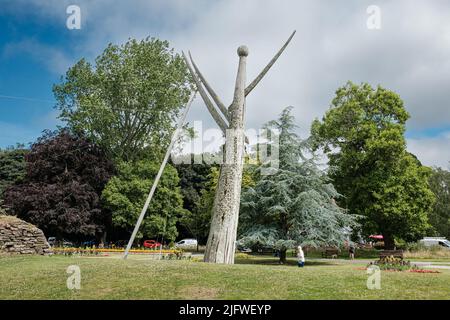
[0, 0, 449, 169]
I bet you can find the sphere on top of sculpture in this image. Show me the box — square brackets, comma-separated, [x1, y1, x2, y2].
[237, 45, 249, 57]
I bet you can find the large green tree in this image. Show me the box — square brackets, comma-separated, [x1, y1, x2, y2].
[101, 160, 186, 243]
[311, 82, 435, 249]
[179, 166, 219, 250]
[0, 146, 28, 198]
[53, 37, 193, 162]
[428, 167, 450, 238]
[173, 157, 215, 215]
[239, 107, 358, 263]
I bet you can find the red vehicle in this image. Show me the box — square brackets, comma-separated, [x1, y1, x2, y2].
[143, 240, 162, 249]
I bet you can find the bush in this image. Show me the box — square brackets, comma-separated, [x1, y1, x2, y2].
[369, 256, 413, 271]
[404, 241, 427, 252]
[235, 253, 251, 260]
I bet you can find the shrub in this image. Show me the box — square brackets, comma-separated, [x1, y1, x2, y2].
[369, 256, 414, 271]
[235, 253, 251, 260]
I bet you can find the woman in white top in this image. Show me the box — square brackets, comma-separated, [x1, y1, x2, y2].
[297, 245, 305, 267]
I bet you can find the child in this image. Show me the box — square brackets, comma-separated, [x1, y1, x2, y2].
[297, 245, 305, 267]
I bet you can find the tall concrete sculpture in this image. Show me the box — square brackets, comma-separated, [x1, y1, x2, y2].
[183, 31, 296, 264]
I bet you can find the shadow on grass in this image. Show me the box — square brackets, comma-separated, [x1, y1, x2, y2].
[235, 256, 338, 267]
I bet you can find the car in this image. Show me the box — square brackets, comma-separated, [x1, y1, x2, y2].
[175, 239, 198, 249]
[62, 240, 75, 247]
[419, 237, 450, 249]
[237, 246, 252, 253]
[235, 243, 252, 253]
[143, 240, 162, 249]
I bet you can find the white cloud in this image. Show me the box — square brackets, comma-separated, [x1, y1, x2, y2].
[407, 134, 450, 169]
[3, 0, 450, 166]
[3, 39, 73, 75]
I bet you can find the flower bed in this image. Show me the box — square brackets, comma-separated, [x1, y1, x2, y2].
[369, 256, 412, 271]
[408, 269, 441, 274]
[52, 247, 181, 256]
[368, 256, 444, 274]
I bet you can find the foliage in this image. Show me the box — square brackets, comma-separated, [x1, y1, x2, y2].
[239, 107, 358, 262]
[101, 160, 186, 242]
[0, 200, 6, 215]
[54, 37, 193, 162]
[3, 130, 115, 239]
[369, 256, 413, 271]
[311, 82, 435, 249]
[235, 252, 251, 260]
[172, 151, 256, 245]
[173, 158, 215, 215]
[428, 167, 450, 238]
[0, 147, 28, 198]
[178, 165, 218, 246]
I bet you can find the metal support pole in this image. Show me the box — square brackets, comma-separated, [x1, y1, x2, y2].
[123, 91, 197, 259]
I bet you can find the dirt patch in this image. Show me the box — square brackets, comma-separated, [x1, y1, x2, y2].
[179, 286, 220, 299]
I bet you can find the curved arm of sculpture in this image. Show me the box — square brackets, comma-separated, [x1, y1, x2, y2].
[244, 30, 296, 97]
[182, 51, 228, 134]
[188, 52, 230, 122]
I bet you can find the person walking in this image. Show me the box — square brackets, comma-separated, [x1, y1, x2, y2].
[297, 245, 305, 267]
[349, 244, 355, 260]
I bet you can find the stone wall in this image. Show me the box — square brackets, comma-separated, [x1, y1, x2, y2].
[0, 215, 52, 255]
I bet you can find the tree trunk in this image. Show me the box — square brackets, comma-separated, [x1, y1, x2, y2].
[101, 231, 107, 247]
[383, 234, 395, 250]
[203, 47, 248, 264]
[279, 249, 287, 264]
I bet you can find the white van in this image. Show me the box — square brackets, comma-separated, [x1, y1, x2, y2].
[175, 239, 198, 249]
[419, 237, 450, 249]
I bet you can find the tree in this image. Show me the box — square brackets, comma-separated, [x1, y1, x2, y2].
[173, 157, 214, 245]
[239, 107, 358, 263]
[179, 166, 219, 251]
[0, 146, 28, 198]
[173, 157, 215, 214]
[53, 37, 193, 162]
[428, 167, 450, 238]
[311, 82, 435, 249]
[3, 131, 115, 240]
[101, 160, 186, 243]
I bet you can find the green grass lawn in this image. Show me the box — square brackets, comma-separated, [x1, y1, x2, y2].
[0, 254, 449, 300]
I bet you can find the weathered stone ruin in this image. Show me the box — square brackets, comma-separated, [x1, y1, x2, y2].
[0, 215, 52, 255]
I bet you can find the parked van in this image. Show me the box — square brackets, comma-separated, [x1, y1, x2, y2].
[175, 239, 198, 249]
[419, 237, 450, 249]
